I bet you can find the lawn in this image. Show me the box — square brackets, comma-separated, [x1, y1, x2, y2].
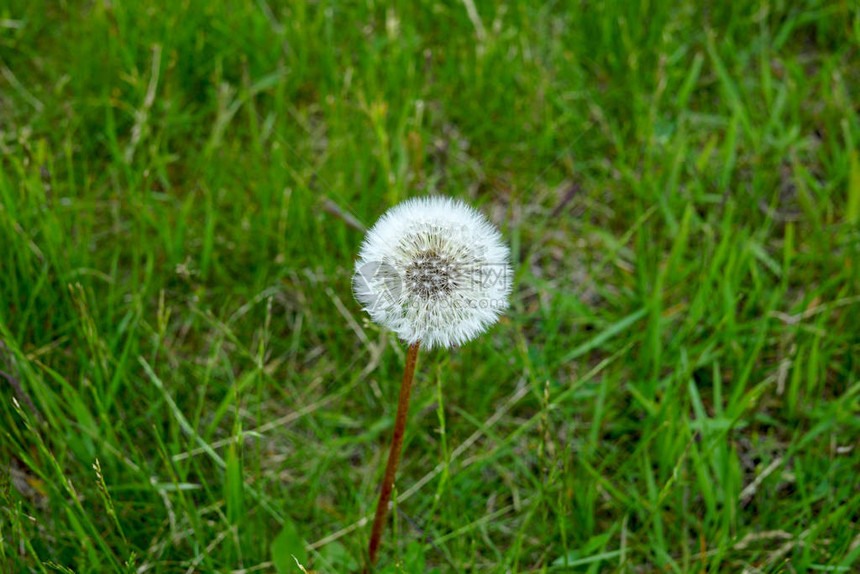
[1, 1, 860, 572]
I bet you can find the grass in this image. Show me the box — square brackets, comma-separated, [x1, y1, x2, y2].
[1, 0, 859, 572]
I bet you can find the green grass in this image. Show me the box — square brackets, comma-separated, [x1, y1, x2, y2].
[1, 0, 860, 572]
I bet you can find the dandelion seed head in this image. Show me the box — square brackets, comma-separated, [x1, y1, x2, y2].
[353, 196, 512, 349]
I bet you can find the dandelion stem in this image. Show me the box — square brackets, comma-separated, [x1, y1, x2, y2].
[366, 340, 421, 571]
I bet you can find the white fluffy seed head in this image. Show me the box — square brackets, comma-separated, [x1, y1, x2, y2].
[353, 196, 512, 350]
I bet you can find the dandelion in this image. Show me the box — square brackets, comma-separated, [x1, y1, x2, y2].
[353, 195, 512, 570]
[354, 196, 512, 349]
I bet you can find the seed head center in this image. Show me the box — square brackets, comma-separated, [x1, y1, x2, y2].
[405, 250, 456, 299]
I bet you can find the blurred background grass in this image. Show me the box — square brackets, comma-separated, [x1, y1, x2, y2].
[1, 0, 860, 572]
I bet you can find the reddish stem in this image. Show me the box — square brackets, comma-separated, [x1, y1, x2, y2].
[366, 341, 421, 571]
